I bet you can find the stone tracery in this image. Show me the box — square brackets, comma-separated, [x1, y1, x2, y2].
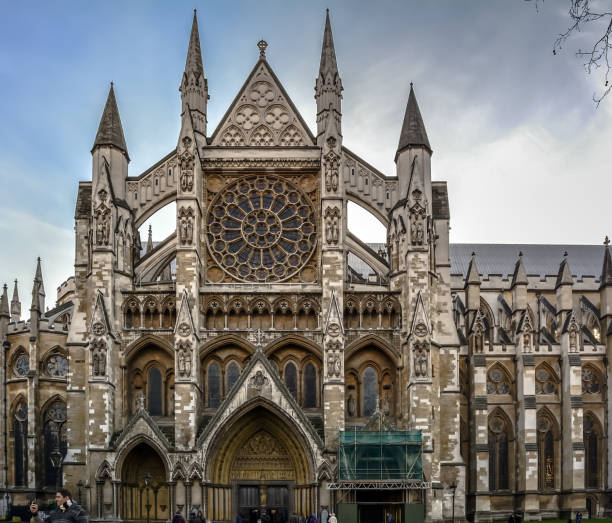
[207, 175, 317, 282]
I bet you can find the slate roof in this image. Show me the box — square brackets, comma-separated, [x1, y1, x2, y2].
[74, 183, 92, 219]
[450, 244, 604, 281]
[349, 243, 606, 283]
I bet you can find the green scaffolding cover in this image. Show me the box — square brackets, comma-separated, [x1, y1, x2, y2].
[338, 430, 423, 480]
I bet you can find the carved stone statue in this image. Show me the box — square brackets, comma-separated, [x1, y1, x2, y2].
[179, 207, 194, 245]
[347, 394, 356, 417]
[92, 340, 107, 377]
[414, 341, 429, 378]
[134, 391, 145, 412]
[177, 340, 192, 378]
[324, 152, 339, 193]
[180, 169, 194, 192]
[324, 206, 340, 245]
[474, 330, 484, 353]
[569, 326, 578, 352]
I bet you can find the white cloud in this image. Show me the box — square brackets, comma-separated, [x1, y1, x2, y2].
[0, 209, 73, 310]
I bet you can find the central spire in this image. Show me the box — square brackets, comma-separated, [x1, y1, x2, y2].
[180, 9, 208, 138]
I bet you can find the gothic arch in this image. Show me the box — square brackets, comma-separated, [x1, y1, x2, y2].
[345, 334, 399, 361]
[133, 191, 178, 230]
[95, 459, 115, 481]
[124, 334, 175, 362]
[114, 435, 172, 480]
[265, 335, 323, 359]
[199, 334, 255, 359]
[204, 397, 317, 483]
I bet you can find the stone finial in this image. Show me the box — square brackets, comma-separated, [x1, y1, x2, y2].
[605, 235, 610, 246]
[0, 284, 9, 319]
[257, 40, 268, 59]
[146, 225, 153, 253]
[11, 279, 21, 323]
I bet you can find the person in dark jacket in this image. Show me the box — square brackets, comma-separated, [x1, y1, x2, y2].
[173, 509, 186, 523]
[189, 508, 204, 523]
[31, 490, 88, 523]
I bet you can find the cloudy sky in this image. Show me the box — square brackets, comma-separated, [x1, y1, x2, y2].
[1, 0, 610, 306]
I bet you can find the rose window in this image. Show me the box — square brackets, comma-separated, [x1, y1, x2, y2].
[46, 355, 68, 377]
[15, 355, 29, 377]
[207, 175, 316, 282]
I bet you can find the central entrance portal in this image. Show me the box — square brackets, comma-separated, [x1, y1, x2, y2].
[208, 406, 314, 522]
[237, 484, 290, 521]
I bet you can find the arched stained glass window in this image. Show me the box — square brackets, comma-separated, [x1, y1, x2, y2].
[14, 402, 27, 486]
[148, 367, 163, 416]
[43, 401, 67, 487]
[304, 363, 317, 408]
[284, 362, 297, 399]
[488, 415, 509, 490]
[226, 362, 240, 392]
[208, 363, 221, 408]
[363, 367, 377, 417]
[537, 416, 555, 489]
[584, 414, 600, 489]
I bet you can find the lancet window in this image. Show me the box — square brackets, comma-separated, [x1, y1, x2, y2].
[488, 414, 509, 490]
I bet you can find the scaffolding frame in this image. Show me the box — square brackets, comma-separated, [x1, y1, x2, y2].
[337, 428, 423, 482]
[327, 480, 430, 490]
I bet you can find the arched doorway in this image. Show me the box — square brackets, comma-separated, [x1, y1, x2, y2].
[120, 442, 169, 522]
[207, 405, 314, 522]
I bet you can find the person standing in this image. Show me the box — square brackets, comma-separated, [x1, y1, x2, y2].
[576, 512, 583, 523]
[328, 513, 337, 523]
[30, 489, 88, 523]
[173, 509, 186, 523]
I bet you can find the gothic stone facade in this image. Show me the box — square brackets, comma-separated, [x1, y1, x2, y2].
[1, 11, 612, 523]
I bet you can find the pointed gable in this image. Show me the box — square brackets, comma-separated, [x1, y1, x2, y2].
[324, 290, 344, 336]
[196, 347, 324, 464]
[211, 59, 315, 147]
[410, 291, 431, 337]
[175, 289, 198, 340]
[90, 290, 114, 340]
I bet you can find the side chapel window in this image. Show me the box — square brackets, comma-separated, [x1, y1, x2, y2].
[284, 362, 298, 399]
[488, 415, 509, 490]
[13, 402, 28, 486]
[303, 363, 317, 408]
[584, 414, 600, 489]
[148, 367, 163, 416]
[362, 367, 377, 417]
[537, 416, 555, 490]
[44, 402, 67, 487]
[208, 363, 221, 408]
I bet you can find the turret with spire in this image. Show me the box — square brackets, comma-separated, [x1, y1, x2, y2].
[180, 9, 208, 139]
[396, 83, 432, 202]
[315, 9, 343, 144]
[91, 82, 129, 201]
[10, 279, 20, 323]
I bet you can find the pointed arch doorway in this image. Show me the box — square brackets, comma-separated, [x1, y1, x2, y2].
[207, 405, 315, 522]
[120, 442, 169, 522]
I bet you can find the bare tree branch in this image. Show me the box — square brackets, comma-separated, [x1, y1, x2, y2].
[528, 0, 612, 105]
